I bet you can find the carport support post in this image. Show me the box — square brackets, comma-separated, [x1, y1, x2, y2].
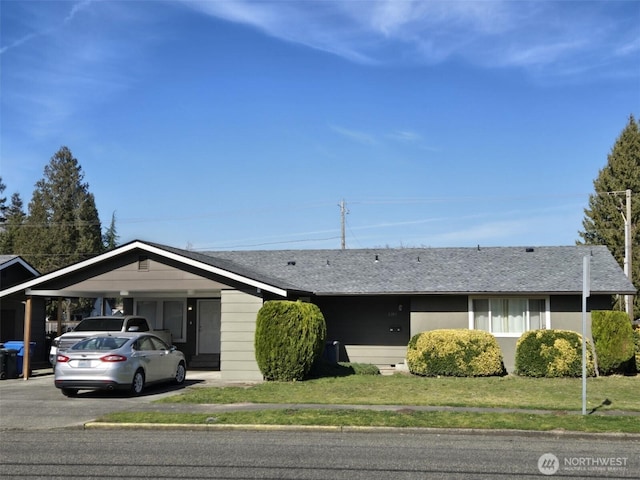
[23, 296, 32, 381]
[57, 298, 64, 336]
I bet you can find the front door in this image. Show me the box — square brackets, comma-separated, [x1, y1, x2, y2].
[197, 299, 221, 355]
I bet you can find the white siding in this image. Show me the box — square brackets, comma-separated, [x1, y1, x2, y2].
[220, 290, 264, 381]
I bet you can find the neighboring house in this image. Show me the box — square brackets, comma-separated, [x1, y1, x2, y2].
[0, 241, 635, 378]
[0, 256, 41, 352]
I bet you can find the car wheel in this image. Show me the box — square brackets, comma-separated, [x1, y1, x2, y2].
[131, 369, 145, 395]
[174, 361, 186, 385]
[61, 388, 78, 397]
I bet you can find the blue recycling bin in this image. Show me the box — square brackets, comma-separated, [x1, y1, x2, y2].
[2, 341, 35, 376]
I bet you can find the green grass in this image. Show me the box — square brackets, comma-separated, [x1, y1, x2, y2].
[97, 409, 640, 434]
[158, 374, 640, 413]
[93, 374, 640, 433]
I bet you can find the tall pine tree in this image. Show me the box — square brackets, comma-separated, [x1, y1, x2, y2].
[0, 177, 6, 224]
[18, 147, 104, 273]
[103, 212, 119, 250]
[0, 176, 27, 255]
[0, 192, 26, 255]
[579, 115, 640, 315]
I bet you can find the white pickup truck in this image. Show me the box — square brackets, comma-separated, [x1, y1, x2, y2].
[49, 315, 173, 365]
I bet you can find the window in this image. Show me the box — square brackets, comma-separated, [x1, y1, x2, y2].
[163, 301, 184, 342]
[135, 299, 186, 342]
[136, 336, 156, 351]
[470, 297, 548, 336]
[127, 317, 150, 332]
[136, 301, 158, 329]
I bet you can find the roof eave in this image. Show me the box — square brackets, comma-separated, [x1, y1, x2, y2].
[0, 240, 290, 298]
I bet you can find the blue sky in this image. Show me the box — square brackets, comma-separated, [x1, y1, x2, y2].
[1, 0, 639, 251]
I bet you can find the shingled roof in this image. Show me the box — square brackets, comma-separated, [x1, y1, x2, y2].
[156, 244, 635, 296]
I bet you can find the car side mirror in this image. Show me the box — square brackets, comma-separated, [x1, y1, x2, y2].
[127, 326, 140, 332]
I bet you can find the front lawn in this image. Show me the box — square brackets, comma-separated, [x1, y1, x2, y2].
[158, 374, 639, 413]
[97, 409, 640, 434]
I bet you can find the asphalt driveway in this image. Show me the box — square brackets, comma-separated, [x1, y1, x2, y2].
[0, 369, 216, 430]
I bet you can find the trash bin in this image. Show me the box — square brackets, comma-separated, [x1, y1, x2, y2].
[2, 341, 35, 376]
[0, 349, 19, 379]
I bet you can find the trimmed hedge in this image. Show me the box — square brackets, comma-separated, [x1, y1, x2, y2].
[591, 310, 636, 375]
[406, 329, 505, 377]
[515, 329, 595, 377]
[254, 300, 326, 381]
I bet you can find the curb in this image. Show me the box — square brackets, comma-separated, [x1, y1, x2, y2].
[83, 422, 640, 439]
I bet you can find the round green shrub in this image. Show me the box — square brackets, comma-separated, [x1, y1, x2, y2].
[254, 300, 326, 381]
[591, 310, 636, 375]
[515, 329, 595, 377]
[406, 329, 505, 377]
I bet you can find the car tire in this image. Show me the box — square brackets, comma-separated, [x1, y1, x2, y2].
[131, 369, 145, 395]
[61, 388, 78, 397]
[174, 361, 186, 385]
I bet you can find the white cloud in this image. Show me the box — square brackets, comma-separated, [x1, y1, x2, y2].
[182, 0, 639, 78]
[0, 0, 95, 55]
[1, 1, 156, 138]
[387, 130, 422, 142]
[329, 124, 377, 146]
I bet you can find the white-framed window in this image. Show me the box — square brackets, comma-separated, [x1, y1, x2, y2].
[469, 297, 549, 337]
[134, 299, 186, 342]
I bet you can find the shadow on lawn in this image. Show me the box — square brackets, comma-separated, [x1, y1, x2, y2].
[588, 398, 612, 415]
[306, 360, 380, 379]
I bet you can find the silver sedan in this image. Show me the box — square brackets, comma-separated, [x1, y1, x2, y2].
[54, 332, 186, 397]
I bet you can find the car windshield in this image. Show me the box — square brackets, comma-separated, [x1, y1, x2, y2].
[70, 337, 129, 351]
[73, 319, 125, 331]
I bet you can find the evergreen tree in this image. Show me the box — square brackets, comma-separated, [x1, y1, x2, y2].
[579, 115, 640, 315]
[0, 192, 26, 254]
[18, 146, 104, 273]
[103, 212, 119, 250]
[0, 177, 6, 224]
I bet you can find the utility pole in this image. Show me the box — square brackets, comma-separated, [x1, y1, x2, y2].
[339, 199, 348, 250]
[622, 189, 633, 320]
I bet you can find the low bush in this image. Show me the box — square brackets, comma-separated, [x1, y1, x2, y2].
[254, 300, 326, 381]
[591, 310, 636, 375]
[307, 360, 380, 378]
[515, 329, 595, 377]
[406, 329, 505, 377]
[348, 362, 381, 375]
